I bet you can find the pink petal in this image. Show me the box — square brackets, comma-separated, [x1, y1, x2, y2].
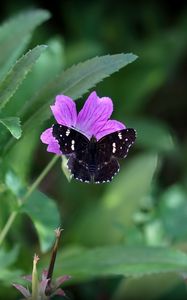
[40, 128, 61, 155]
[22, 275, 32, 282]
[12, 284, 31, 297]
[51, 95, 77, 127]
[40, 128, 53, 144]
[76, 91, 113, 138]
[55, 275, 71, 288]
[47, 141, 61, 155]
[40, 278, 49, 294]
[41, 269, 48, 281]
[96, 119, 126, 140]
[52, 288, 65, 296]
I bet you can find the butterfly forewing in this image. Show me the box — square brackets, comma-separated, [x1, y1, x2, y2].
[98, 128, 136, 160]
[52, 124, 136, 184]
[52, 124, 89, 155]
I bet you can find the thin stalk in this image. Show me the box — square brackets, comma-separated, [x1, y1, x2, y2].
[0, 211, 17, 245]
[0, 155, 59, 246]
[23, 155, 59, 201]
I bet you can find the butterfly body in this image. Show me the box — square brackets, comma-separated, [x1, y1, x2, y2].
[52, 124, 136, 183]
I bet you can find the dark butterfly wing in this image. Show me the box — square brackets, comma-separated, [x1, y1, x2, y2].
[94, 158, 120, 183]
[67, 156, 91, 183]
[97, 128, 136, 161]
[52, 124, 89, 155]
[53, 125, 136, 184]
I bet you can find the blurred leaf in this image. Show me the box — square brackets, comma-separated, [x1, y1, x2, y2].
[0, 117, 21, 139]
[0, 9, 50, 80]
[122, 30, 187, 114]
[126, 117, 174, 152]
[4, 37, 65, 116]
[2, 38, 65, 178]
[143, 219, 167, 246]
[21, 53, 138, 128]
[5, 169, 26, 198]
[21, 191, 61, 252]
[159, 185, 187, 242]
[5, 131, 40, 180]
[66, 40, 103, 66]
[0, 45, 47, 110]
[0, 246, 19, 269]
[65, 153, 158, 246]
[0, 269, 22, 286]
[0, 246, 22, 285]
[54, 245, 187, 281]
[112, 273, 186, 300]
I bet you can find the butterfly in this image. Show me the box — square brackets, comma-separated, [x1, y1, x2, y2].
[52, 124, 136, 183]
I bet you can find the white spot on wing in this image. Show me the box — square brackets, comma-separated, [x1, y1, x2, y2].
[118, 132, 122, 139]
[71, 139, 75, 150]
[112, 142, 116, 153]
[66, 129, 70, 136]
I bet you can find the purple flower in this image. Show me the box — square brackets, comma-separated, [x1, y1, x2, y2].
[41, 91, 125, 154]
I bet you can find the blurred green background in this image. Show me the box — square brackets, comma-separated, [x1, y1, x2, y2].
[0, 0, 187, 299]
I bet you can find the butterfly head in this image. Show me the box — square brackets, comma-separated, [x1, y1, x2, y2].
[90, 135, 97, 143]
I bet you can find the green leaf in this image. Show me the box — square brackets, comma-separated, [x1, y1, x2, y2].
[0, 9, 50, 80]
[0, 117, 22, 139]
[112, 274, 186, 300]
[5, 168, 26, 198]
[66, 153, 158, 246]
[0, 246, 19, 269]
[54, 245, 187, 281]
[22, 53, 138, 128]
[0, 45, 47, 110]
[3, 38, 65, 117]
[159, 185, 187, 242]
[125, 117, 175, 152]
[21, 190, 61, 252]
[0, 246, 22, 285]
[118, 26, 187, 115]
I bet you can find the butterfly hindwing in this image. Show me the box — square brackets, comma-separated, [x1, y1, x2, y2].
[52, 124, 89, 155]
[94, 158, 120, 183]
[67, 156, 91, 183]
[52, 124, 136, 184]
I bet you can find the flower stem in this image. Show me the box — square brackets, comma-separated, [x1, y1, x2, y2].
[23, 155, 59, 201]
[0, 155, 59, 246]
[46, 228, 63, 295]
[0, 211, 17, 245]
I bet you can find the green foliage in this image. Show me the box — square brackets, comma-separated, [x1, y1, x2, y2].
[54, 245, 187, 280]
[0, 246, 22, 284]
[21, 53, 137, 129]
[0, 117, 21, 139]
[0, 45, 47, 110]
[0, 3, 187, 299]
[126, 117, 174, 152]
[66, 153, 157, 246]
[0, 9, 50, 80]
[21, 191, 60, 252]
[113, 274, 186, 300]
